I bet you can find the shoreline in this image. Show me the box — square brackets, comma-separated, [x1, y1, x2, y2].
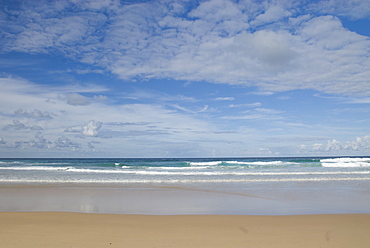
[2, 180, 370, 215]
[2, 181, 370, 247]
[1, 212, 370, 248]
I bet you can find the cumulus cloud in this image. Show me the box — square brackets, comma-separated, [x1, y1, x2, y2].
[14, 108, 53, 119]
[65, 120, 103, 137]
[27, 132, 53, 149]
[4, 120, 28, 130]
[54, 137, 81, 149]
[82, 120, 102, 137]
[4, 131, 82, 150]
[344, 135, 370, 151]
[306, 135, 370, 153]
[4, 119, 43, 131]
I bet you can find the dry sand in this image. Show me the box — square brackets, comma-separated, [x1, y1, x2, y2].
[1, 212, 369, 248]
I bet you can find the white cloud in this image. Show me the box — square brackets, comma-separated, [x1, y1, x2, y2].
[4, 120, 28, 130]
[344, 135, 370, 151]
[5, 132, 81, 150]
[82, 120, 102, 137]
[222, 105, 283, 120]
[255, 108, 284, 115]
[4, 119, 43, 131]
[326, 139, 343, 151]
[64, 93, 91, 106]
[2, 1, 370, 96]
[188, 0, 243, 24]
[93, 95, 108, 101]
[251, 5, 292, 27]
[26, 132, 54, 149]
[232, 29, 298, 70]
[54, 136, 81, 149]
[311, 0, 370, 19]
[215, 97, 235, 101]
[229, 102, 262, 108]
[221, 114, 265, 120]
[307, 135, 370, 153]
[0, 76, 219, 156]
[1, 0, 370, 157]
[14, 108, 53, 119]
[65, 120, 103, 137]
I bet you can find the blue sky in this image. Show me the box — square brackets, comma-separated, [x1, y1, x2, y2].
[0, 0, 370, 158]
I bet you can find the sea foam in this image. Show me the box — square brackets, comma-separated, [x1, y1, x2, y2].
[321, 157, 370, 167]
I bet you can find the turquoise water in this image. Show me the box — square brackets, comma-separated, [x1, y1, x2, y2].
[1, 157, 369, 184]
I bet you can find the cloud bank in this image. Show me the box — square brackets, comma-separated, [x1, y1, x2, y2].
[1, 0, 369, 96]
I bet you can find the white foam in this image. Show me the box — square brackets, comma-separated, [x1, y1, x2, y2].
[1, 177, 370, 184]
[0, 161, 23, 164]
[189, 161, 223, 166]
[321, 157, 370, 167]
[321, 157, 370, 163]
[67, 168, 132, 174]
[0, 166, 74, 171]
[137, 170, 370, 176]
[2, 165, 370, 176]
[188, 160, 294, 166]
[226, 161, 294, 166]
[147, 166, 209, 170]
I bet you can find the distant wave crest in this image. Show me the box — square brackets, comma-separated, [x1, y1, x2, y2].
[321, 157, 370, 167]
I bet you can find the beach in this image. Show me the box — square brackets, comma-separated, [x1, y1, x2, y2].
[1, 212, 370, 248]
[1, 183, 370, 247]
[1, 158, 370, 247]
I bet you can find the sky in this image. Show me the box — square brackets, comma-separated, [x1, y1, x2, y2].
[0, 0, 370, 158]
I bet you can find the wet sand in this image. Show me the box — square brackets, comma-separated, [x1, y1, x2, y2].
[1, 182, 370, 247]
[1, 212, 370, 248]
[1, 180, 370, 215]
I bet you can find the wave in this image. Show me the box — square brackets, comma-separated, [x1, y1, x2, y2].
[0, 166, 74, 171]
[189, 161, 223, 166]
[226, 161, 296, 166]
[2, 165, 369, 176]
[188, 160, 297, 167]
[321, 157, 370, 167]
[1, 177, 370, 184]
[146, 166, 209, 170]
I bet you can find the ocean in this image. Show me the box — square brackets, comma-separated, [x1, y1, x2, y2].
[1, 156, 369, 185]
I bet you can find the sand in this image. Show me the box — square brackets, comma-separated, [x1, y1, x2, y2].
[2, 181, 370, 215]
[1, 212, 370, 248]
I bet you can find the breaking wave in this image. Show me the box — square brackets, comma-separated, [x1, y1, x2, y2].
[321, 157, 370, 167]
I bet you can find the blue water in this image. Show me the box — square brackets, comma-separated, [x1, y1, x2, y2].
[1, 157, 370, 185]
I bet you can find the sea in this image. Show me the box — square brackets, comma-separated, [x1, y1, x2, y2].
[1, 156, 370, 185]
